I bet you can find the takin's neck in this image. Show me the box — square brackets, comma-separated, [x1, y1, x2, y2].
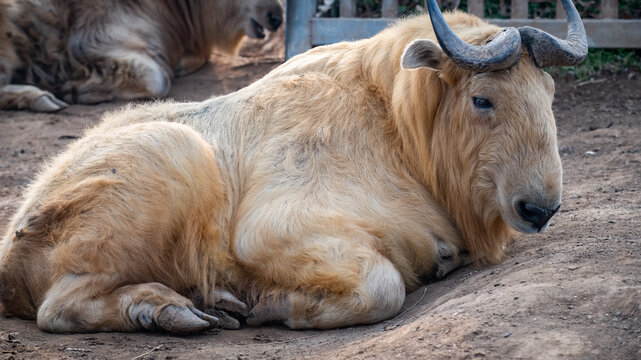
[267, 14, 514, 262]
[361, 16, 515, 263]
[342, 16, 515, 263]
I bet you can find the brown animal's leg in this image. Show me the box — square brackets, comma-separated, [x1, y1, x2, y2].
[246, 250, 406, 329]
[110, 53, 172, 99]
[174, 55, 208, 78]
[0, 84, 68, 112]
[37, 275, 219, 333]
[74, 53, 171, 104]
[60, 52, 172, 105]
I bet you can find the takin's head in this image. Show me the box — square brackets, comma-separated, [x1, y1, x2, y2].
[239, 0, 283, 39]
[397, 0, 587, 242]
[207, 0, 283, 55]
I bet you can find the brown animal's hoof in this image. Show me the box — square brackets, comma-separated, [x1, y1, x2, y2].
[246, 295, 291, 327]
[204, 308, 241, 329]
[213, 289, 249, 316]
[154, 305, 219, 334]
[32, 94, 68, 112]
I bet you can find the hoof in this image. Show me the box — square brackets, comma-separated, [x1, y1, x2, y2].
[32, 94, 68, 113]
[204, 308, 241, 329]
[213, 289, 249, 316]
[154, 305, 218, 334]
[246, 295, 291, 327]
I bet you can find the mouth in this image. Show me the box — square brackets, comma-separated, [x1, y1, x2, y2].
[250, 18, 265, 39]
[505, 201, 560, 234]
[510, 219, 542, 234]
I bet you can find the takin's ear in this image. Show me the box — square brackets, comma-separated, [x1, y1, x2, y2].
[400, 39, 445, 71]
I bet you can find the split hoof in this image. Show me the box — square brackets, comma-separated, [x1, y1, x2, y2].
[32, 94, 68, 112]
[246, 295, 291, 327]
[204, 308, 241, 329]
[213, 289, 249, 316]
[154, 305, 219, 334]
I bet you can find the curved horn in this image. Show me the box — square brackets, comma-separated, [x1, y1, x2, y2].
[425, 0, 521, 72]
[518, 0, 588, 67]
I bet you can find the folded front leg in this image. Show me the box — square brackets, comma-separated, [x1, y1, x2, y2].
[37, 274, 219, 334]
[0, 84, 68, 112]
[245, 249, 406, 329]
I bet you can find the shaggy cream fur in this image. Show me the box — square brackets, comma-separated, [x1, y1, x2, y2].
[0, 12, 562, 333]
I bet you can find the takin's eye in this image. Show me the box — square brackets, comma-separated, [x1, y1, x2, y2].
[472, 96, 494, 111]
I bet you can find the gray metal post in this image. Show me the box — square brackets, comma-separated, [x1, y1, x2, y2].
[286, 0, 315, 59]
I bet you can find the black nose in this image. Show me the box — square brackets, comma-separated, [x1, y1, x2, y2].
[267, 11, 282, 30]
[516, 201, 560, 231]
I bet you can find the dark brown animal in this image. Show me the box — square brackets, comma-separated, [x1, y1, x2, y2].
[0, 0, 282, 112]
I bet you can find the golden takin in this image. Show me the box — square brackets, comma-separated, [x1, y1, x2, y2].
[0, 0, 587, 334]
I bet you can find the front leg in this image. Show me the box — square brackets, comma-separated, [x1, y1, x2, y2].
[37, 276, 220, 334]
[174, 54, 208, 78]
[62, 51, 172, 104]
[237, 239, 406, 329]
[0, 84, 68, 112]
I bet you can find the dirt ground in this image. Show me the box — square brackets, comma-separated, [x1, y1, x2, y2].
[0, 28, 640, 359]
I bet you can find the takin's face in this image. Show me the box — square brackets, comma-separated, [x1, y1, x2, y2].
[241, 0, 283, 39]
[453, 59, 562, 234]
[402, 40, 562, 234]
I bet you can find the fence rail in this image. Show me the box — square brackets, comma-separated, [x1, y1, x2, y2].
[286, 0, 641, 59]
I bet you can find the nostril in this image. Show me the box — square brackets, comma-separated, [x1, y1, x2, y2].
[267, 12, 282, 29]
[516, 201, 560, 231]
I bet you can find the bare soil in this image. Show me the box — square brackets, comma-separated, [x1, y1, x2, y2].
[0, 30, 640, 359]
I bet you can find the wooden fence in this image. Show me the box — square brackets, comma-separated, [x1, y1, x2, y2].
[285, 0, 641, 59]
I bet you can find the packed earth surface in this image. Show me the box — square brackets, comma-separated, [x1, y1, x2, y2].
[0, 26, 640, 360]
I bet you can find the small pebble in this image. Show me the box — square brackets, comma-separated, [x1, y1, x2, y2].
[504, 332, 512, 338]
[585, 150, 596, 156]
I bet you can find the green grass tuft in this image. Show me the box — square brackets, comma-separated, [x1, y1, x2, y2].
[545, 49, 641, 81]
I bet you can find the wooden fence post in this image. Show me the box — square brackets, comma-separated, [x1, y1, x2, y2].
[382, 0, 398, 18]
[341, 0, 357, 17]
[285, 0, 315, 59]
[555, 0, 565, 19]
[467, 0, 484, 17]
[511, 0, 529, 19]
[601, 0, 619, 19]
